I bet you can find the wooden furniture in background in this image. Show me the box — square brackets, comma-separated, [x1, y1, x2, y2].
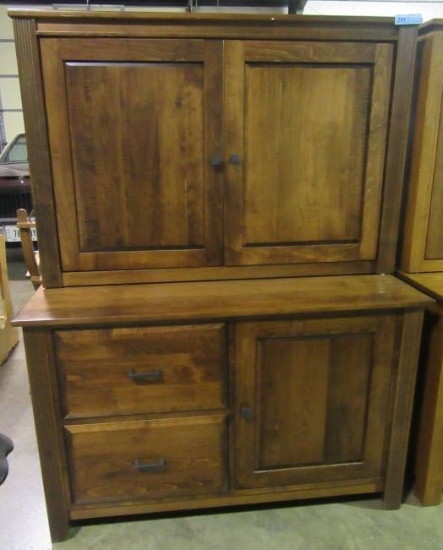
[399, 20, 443, 506]
[9, 10, 426, 543]
[0, 235, 19, 365]
[398, 274, 443, 506]
[16, 209, 41, 290]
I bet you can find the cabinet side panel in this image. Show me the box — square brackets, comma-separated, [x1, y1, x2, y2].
[384, 309, 424, 509]
[12, 19, 63, 287]
[377, 26, 418, 273]
[22, 328, 70, 542]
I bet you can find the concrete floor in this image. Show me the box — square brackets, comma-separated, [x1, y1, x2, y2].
[1, 251, 443, 549]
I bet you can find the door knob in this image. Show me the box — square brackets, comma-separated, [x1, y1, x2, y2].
[240, 406, 254, 420]
[229, 154, 241, 166]
[210, 155, 223, 167]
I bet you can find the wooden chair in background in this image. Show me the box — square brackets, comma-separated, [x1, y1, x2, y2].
[16, 209, 42, 290]
[0, 235, 19, 364]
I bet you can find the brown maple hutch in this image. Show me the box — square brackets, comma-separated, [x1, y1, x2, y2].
[9, 9, 430, 542]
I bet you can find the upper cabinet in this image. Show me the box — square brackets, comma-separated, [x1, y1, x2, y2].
[11, 13, 417, 287]
[402, 21, 443, 273]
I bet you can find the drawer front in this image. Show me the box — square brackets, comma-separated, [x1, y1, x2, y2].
[65, 415, 227, 505]
[55, 324, 226, 418]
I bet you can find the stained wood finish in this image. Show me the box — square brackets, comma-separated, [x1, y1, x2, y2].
[398, 272, 443, 505]
[401, 31, 443, 272]
[55, 324, 226, 418]
[224, 40, 393, 267]
[10, 12, 416, 286]
[8, 10, 399, 43]
[13, 275, 432, 328]
[414, 303, 443, 505]
[40, 38, 223, 271]
[383, 309, 424, 509]
[234, 315, 397, 490]
[12, 18, 63, 287]
[65, 415, 226, 505]
[22, 329, 71, 542]
[377, 25, 418, 273]
[61, 261, 375, 287]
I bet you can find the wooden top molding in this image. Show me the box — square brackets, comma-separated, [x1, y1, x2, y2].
[13, 275, 432, 328]
[419, 19, 443, 36]
[7, 10, 400, 40]
[398, 272, 443, 302]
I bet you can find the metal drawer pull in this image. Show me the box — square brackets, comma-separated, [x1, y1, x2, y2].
[127, 368, 164, 384]
[134, 458, 167, 473]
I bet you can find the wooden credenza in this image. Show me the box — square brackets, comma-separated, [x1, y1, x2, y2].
[15, 276, 431, 541]
[400, 19, 443, 506]
[9, 9, 429, 542]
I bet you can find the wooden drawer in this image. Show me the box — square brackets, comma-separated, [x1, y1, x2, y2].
[65, 415, 227, 505]
[55, 324, 226, 418]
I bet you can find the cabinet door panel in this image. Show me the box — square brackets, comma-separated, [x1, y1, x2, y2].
[225, 41, 393, 266]
[234, 315, 397, 489]
[402, 34, 443, 272]
[424, 106, 443, 261]
[41, 39, 223, 271]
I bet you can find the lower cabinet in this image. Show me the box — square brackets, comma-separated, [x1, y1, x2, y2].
[16, 276, 430, 542]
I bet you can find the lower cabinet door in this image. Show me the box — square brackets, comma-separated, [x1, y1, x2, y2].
[234, 314, 398, 489]
[65, 414, 227, 505]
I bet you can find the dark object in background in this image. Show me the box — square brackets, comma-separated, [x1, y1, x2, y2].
[0, 433, 13, 485]
[0, 134, 34, 244]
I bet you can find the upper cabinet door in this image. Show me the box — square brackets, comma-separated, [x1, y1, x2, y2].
[224, 41, 394, 266]
[40, 39, 223, 272]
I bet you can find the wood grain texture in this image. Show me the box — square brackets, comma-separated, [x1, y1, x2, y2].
[69, 479, 382, 520]
[398, 272, 443, 302]
[383, 309, 425, 509]
[60, 261, 376, 286]
[234, 315, 396, 490]
[7, 11, 399, 43]
[22, 329, 71, 542]
[401, 32, 443, 272]
[376, 25, 418, 274]
[397, 272, 443, 504]
[13, 275, 433, 328]
[40, 38, 223, 272]
[225, 40, 392, 267]
[414, 303, 443, 505]
[55, 324, 226, 418]
[65, 415, 227, 505]
[12, 18, 63, 287]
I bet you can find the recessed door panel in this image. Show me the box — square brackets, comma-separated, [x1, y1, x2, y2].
[225, 41, 394, 266]
[41, 38, 223, 271]
[234, 315, 397, 489]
